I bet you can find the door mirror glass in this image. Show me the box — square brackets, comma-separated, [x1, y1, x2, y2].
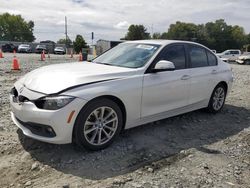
[152, 60, 175, 72]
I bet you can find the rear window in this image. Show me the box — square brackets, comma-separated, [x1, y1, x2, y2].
[207, 50, 217, 66]
[230, 51, 240, 55]
[189, 45, 208, 68]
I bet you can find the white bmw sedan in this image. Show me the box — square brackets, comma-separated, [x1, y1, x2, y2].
[10, 40, 233, 150]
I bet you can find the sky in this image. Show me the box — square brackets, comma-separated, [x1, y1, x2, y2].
[1, 0, 250, 44]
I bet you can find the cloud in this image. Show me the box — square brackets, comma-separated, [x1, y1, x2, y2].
[114, 21, 129, 30]
[0, 0, 249, 44]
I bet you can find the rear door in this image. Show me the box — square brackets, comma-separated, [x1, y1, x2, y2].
[187, 44, 217, 105]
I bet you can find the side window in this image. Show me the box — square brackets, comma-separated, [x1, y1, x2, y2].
[231, 50, 240, 55]
[207, 50, 217, 66]
[159, 45, 186, 70]
[189, 45, 208, 68]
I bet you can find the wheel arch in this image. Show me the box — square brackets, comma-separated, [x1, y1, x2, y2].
[95, 95, 127, 130]
[216, 81, 228, 93]
[73, 95, 127, 138]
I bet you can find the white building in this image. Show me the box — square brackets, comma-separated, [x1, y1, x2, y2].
[96, 39, 123, 55]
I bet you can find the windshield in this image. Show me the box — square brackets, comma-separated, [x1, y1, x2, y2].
[93, 43, 160, 68]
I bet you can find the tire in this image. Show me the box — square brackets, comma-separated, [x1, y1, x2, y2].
[73, 98, 123, 150]
[237, 60, 246, 65]
[207, 84, 227, 113]
[245, 60, 250, 65]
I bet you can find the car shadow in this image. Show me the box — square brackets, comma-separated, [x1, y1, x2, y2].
[18, 104, 250, 180]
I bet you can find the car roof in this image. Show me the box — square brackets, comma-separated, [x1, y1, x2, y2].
[125, 39, 203, 46]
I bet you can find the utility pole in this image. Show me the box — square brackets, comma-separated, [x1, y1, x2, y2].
[151, 24, 154, 38]
[65, 16, 68, 48]
[91, 32, 94, 46]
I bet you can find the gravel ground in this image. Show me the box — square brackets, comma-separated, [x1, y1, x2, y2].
[0, 53, 249, 188]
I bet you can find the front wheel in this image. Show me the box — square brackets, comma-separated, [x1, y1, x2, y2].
[207, 84, 227, 113]
[73, 98, 123, 150]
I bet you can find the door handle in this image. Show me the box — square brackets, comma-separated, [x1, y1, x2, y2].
[181, 75, 191, 80]
[211, 70, 217, 74]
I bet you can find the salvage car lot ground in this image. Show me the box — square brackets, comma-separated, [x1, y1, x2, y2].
[0, 53, 249, 188]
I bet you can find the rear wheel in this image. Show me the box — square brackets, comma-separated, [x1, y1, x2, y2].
[245, 60, 250, 65]
[207, 84, 227, 113]
[73, 98, 123, 150]
[237, 60, 246, 65]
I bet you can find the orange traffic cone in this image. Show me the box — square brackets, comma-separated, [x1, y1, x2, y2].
[12, 57, 20, 70]
[0, 49, 3, 58]
[41, 50, 45, 61]
[79, 52, 83, 61]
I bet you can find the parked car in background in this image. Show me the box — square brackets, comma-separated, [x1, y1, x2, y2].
[18, 44, 32, 53]
[216, 49, 241, 62]
[35, 44, 48, 54]
[1, 43, 18, 53]
[10, 40, 233, 150]
[54, 47, 66, 55]
[236, 52, 250, 65]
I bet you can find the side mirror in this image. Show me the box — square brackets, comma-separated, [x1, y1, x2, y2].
[152, 60, 175, 73]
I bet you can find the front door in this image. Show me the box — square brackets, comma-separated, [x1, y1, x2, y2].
[141, 44, 190, 118]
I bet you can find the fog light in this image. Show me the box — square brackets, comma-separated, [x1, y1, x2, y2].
[47, 127, 53, 133]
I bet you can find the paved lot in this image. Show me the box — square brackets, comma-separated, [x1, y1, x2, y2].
[0, 53, 249, 188]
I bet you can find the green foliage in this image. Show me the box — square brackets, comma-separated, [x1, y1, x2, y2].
[153, 19, 249, 52]
[165, 21, 199, 41]
[152, 32, 162, 39]
[57, 38, 72, 45]
[73, 35, 87, 53]
[124, 25, 150, 40]
[0, 13, 35, 42]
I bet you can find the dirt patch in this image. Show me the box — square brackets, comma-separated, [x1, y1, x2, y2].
[0, 53, 249, 188]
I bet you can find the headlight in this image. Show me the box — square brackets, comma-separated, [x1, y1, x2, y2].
[35, 96, 75, 110]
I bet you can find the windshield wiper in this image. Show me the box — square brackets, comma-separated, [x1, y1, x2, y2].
[94, 62, 116, 66]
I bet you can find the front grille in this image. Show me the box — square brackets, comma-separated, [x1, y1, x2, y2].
[16, 117, 56, 138]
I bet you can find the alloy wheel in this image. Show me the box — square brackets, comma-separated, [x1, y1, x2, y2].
[212, 87, 225, 111]
[83, 106, 118, 146]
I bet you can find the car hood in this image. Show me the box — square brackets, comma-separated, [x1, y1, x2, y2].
[15, 62, 137, 94]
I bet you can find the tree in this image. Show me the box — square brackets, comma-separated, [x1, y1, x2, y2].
[202, 19, 247, 52]
[157, 19, 248, 52]
[57, 38, 72, 45]
[164, 21, 199, 41]
[0, 13, 35, 42]
[123, 24, 150, 40]
[152, 32, 162, 39]
[73, 35, 87, 53]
